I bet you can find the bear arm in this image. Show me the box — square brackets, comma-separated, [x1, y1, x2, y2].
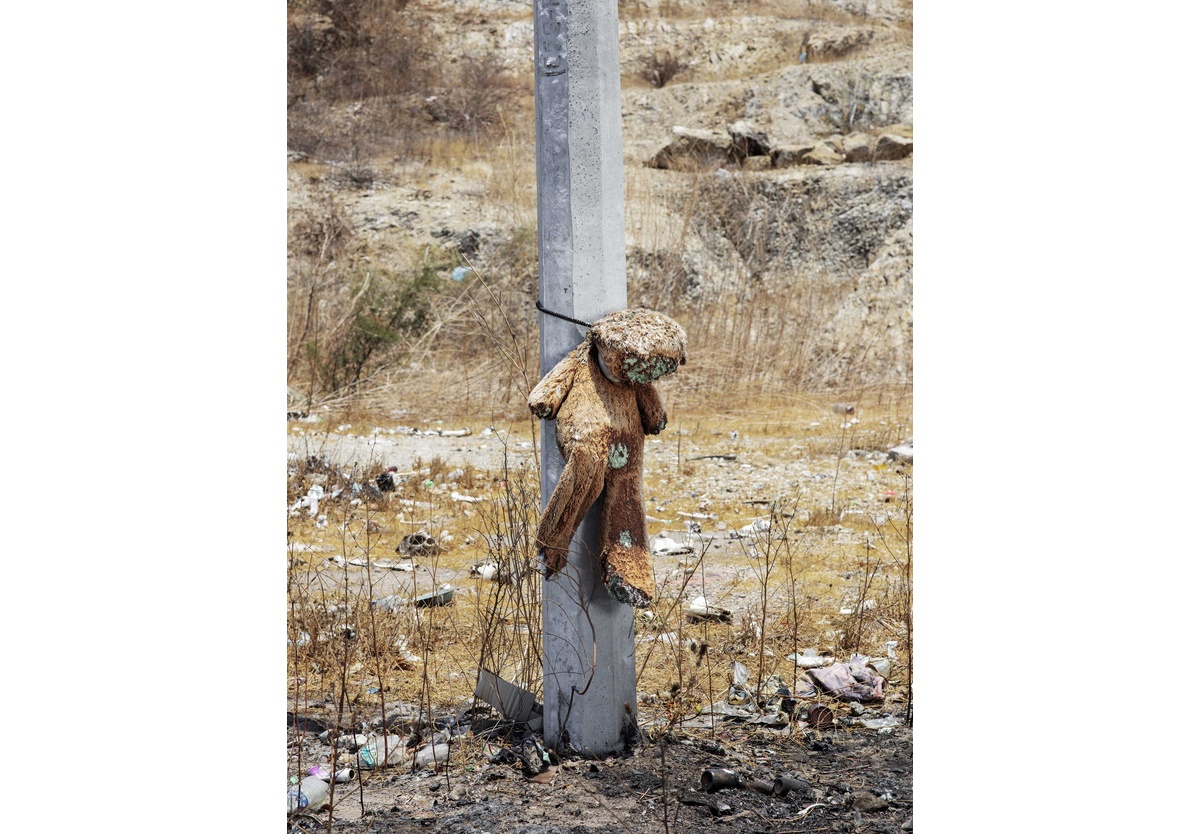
[635, 384, 668, 435]
[528, 345, 583, 420]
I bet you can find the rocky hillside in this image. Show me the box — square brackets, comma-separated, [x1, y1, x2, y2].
[287, 0, 913, 410]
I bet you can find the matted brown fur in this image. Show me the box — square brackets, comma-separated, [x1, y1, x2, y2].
[528, 308, 687, 607]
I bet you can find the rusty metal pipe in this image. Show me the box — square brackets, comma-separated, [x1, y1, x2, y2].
[773, 776, 812, 797]
[744, 779, 775, 795]
[700, 768, 742, 793]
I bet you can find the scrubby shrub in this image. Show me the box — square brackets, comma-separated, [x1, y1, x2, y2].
[306, 261, 443, 394]
[639, 52, 685, 88]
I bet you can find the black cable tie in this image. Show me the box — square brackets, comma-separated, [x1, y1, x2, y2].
[536, 300, 593, 329]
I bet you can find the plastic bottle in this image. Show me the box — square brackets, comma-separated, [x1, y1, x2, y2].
[413, 742, 450, 769]
[355, 734, 408, 770]
[287, 775, 329, 813]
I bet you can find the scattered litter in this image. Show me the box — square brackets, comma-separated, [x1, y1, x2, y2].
[840, 598, 876, 615]
[290, 485, 325, 517]
[393, 499, 436, 511]
[393, 635, 422, 664]
[888, 439, 913, 463]
[413, 742, 451, 770]
[475, 668, 544, 732]
[520, 736, 558, 781]
[773, 776, 812, 797]
[636, 631, 679, 645]
[788, 649, 836, 668]
[372, 594, 409, 613]
[376, 466, 403, 492]
[308, 765, 355, 783]
[470, 562, 500, 580]
[844, 714, 901, 731]
[413, 584, 455, 608]
[396, 531, 440, 556]
[868, 657, 892, 678]
[805, 703, 835, 729]
[687, 595, 732, 623]
[355, 734, 408, 770]
[699, 768, 774, 795]
[807, 654, 886, 702]
[688, 454, 737, 461]
[651, 534, 693, 555]
[680, 796, 734, 816]
[451, 491, 484, 503]
[287, 774, 329, 813]
[731, 518, 770, 538]
[700, 767, 743, 793]
[375, 426, 473, 438]
[679, 512, 717, 520]
[372, 558, 415, 572]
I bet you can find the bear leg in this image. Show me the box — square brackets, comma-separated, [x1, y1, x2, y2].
[598, 470, 655, 607]
[535, 451, 605, 577]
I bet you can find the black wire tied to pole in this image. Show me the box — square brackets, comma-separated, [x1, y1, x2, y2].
[536, 299, 593, 329]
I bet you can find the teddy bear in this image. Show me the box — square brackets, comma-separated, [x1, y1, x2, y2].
[528, 308, 687, 608]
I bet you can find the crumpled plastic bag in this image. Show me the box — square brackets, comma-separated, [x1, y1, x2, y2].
[806, 654, 886, 702]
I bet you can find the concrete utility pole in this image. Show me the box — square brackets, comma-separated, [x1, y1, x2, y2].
[534, 0, 634, 755]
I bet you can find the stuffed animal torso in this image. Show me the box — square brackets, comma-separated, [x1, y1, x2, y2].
[529, 308, 687, 607]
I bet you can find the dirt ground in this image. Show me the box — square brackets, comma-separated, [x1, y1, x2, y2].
[286, 707, 913, 834]
[287, 397, 913, 834]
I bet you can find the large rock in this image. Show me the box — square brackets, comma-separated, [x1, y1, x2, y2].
[801, 141, 845, 166]
[843, 132, 873, 163]
[646, 126, 736, 170]
[875, 133, 913, 160]
[727, 119, 771, 158]
[771, 143, 818, 168]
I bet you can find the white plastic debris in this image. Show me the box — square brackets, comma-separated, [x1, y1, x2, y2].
[471, 562, 500, 581]
[451, 491, 484, 503]
[394, 635, 422, 664]
[839, 599, 876, 616]
[844, 714, 901, 731]
[788, 650, 835, 668]
[413, 742, 451, 769]
[687, 595, 732, 622]
[290, 485, 325, 517]
[373, 594, 409, 613]
[636, 631, 678, 645]
[355, 734, 409, 769]
[287, 775, 329, 813]
[732, 518, 770, 538]
[651, 534, 693, 555]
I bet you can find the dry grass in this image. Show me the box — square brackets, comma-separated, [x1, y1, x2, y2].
[287, 387, 913, 754]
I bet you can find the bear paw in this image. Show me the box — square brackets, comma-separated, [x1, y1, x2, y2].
[604, 571, 652, 608]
